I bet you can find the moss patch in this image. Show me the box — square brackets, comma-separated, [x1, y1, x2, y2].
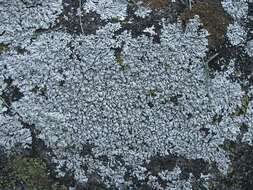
[180, 0, 230, 49]
[147, 89, 157, 97]
[0, 43, 9, 54]
[231, 95, 249, 117]
[0, 155, 67, 190]
[211, 114, 223, 125]
[114, 48, 128, 71]
[115, 52, 124, 66]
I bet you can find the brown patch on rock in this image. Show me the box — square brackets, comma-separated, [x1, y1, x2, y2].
[143, 0, 171, 9]
[180, 0, 230, 49]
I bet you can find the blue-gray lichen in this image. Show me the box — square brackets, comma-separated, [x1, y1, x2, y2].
[0, 0, 252, 189]
[83, 0, 128, 20]
[222, 0, 249, 46]
[0, 0, 62, 46]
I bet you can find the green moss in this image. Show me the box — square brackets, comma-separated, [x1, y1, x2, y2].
[220, 140, 236, 155]
[147, 89, 157, 97]
[230, 95, 249, 117]
[165, 64, 171, 73]
[235, 69, 242, 77]
[31, 32, 40, 40]
[0, 155, 67, 190]
[114, 49, 128, 71]
[0, 43, 9, 54]
[180, 0, 230, 48]
[241, 95, 249, 114]
[115, 53, 124, 65]
[111, 16, 121, 22]
[211, 114, 222, 125]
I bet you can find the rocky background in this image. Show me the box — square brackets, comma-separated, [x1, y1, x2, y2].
[0, 0, 253, 189]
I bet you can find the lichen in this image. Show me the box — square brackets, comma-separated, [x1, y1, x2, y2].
[0, 0, 252, 189]
[222, 0, 249, 47]
[0, 0, 62, 46]
[83, 0, 128, 20]
[227, 22, 247, 46]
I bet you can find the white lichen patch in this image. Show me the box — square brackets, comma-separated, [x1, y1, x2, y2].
[83, 0, 128, 20]
[227, 22, 247, 46]
[1, 1, 252, 189]
[134, 3, 152, 18]
[222, 0, 249, 46]
[222, 0, 248, 20]
[0, 0, 62, 47]
[0, 114, 32, 151]
[246, 39, 253, 57]
[147, 167, 193, 190]
[0, 14, 247, 188]
[143, 25, 157, 36]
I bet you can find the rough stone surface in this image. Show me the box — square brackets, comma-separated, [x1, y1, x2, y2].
[0, 0, 252, 189]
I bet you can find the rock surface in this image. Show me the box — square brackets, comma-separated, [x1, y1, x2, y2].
[0, 0, 252, 189]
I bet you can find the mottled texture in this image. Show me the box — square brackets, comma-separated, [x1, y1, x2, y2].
[0, 0, 252, 189]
